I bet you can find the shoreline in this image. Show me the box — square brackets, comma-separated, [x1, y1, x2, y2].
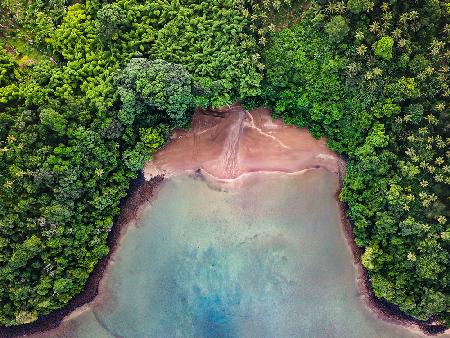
[0, 173, 165, 338]
[0, 103, 448, 336]
[1, 167, 448, 337]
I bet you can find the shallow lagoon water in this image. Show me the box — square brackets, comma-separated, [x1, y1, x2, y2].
[42, 170, 431, 338]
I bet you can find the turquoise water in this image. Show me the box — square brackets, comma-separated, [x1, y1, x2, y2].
[39, 170, 433, 338]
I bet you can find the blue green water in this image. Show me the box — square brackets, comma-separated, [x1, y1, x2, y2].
[38, 170, 434, 338]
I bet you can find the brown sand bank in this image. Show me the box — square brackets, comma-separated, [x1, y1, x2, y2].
[145, 104, 339, 180]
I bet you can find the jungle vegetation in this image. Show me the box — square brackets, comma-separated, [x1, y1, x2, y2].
[0, 0, 448, 328]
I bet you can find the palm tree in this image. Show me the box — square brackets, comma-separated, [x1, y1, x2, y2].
[369, 21, 380, 34]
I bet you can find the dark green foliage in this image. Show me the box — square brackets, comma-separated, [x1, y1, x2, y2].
[325, 15, 350, 42]
[95, 3, 127, 43]
[0, 0, 271, 326]
[39, 108, 67, 135]
[117, 58, 196, 127]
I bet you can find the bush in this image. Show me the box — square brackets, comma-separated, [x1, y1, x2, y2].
[325, 15, 350, 42]
[373, 36, 394, 61]
[117, 58, 197, 128]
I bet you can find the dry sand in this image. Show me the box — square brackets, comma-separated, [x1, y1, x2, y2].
[144, 104, 339, 180]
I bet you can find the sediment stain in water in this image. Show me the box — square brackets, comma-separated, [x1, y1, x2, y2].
[35, 171, 436, 338]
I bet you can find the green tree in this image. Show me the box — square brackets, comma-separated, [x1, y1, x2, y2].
[325, 15, 349, 42]
[95, 3, 127, 42]
[373, 36, 394, 61]
[39, 108, 67, 135]
[117, 58, 196, 128]
[347, 0, 372, 14]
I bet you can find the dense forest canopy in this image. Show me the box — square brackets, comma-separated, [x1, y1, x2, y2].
[0, 0, 449, 329]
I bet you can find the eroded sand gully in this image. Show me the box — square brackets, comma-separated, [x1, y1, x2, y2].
[144, 104, 339, 181]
